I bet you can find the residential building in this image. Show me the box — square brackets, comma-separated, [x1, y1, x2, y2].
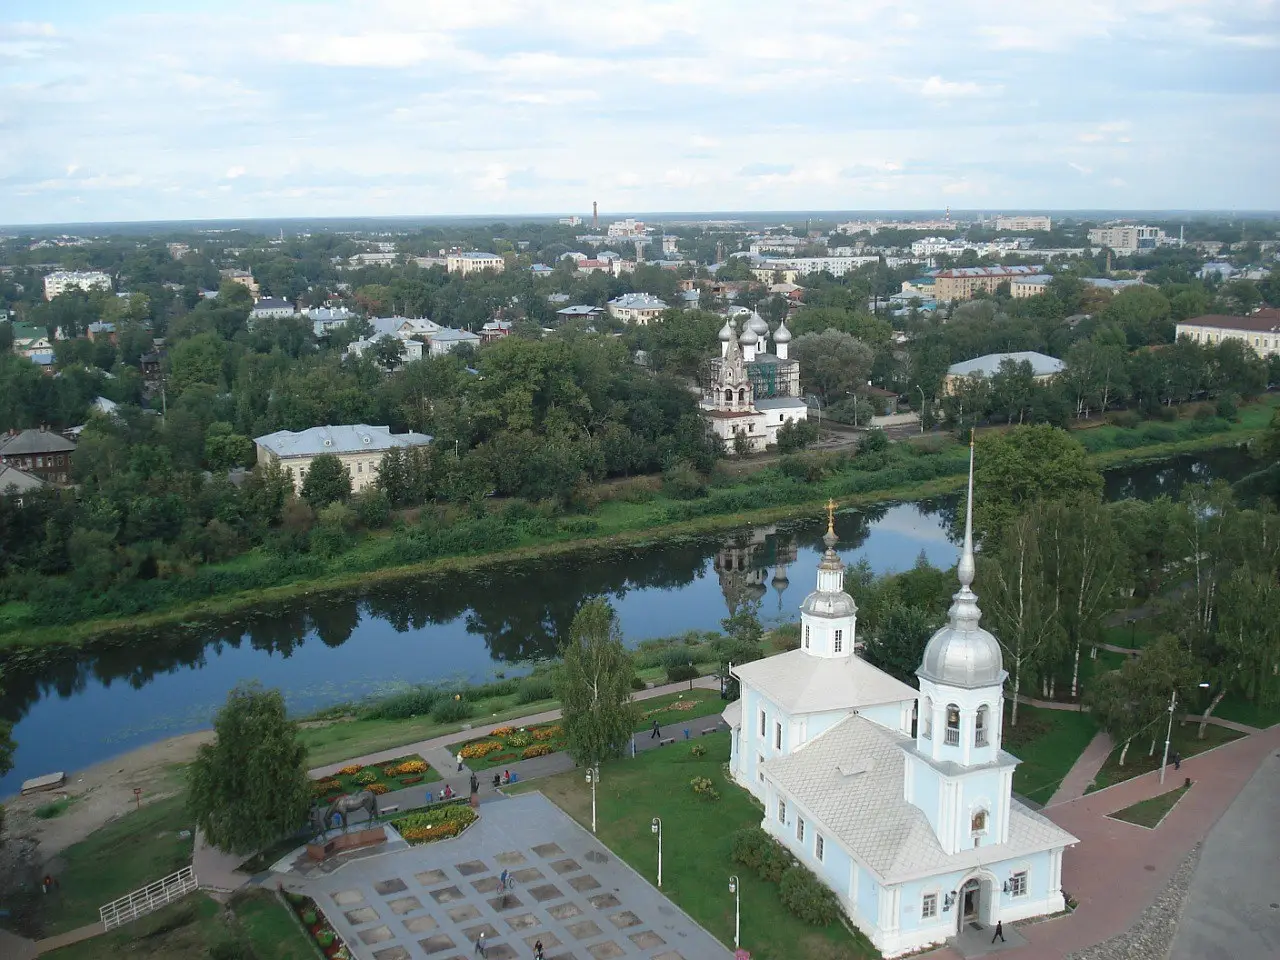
[254, 424, 433, 493]
[606, 293, 669, 324]
[530, 264, 555, 277]
[750, 264, 803, 284]
[899, 278, 937, 301]
[370, 316, 440, 340]
[308, 306, 357, 337]
[1087, 226, 1165, 256]
[1176, 313, 1280, 358]
[219, 269, 259, 295]
[446, 252, 506, 276]
[348, 251, 399, 267]
[556, 305, 604, 323]
[700, 315, 806, 454]
[933, 266, 1045, 301]
[1198, 262, 1239, 281]
[1081, 277, 1143, 292]
[944, 351, 1065, 394]
[43, 270, 112, 300]
[661, 235, 679, 255]
[606, 218, 647, 238]
[166, 242, 191, 259]
[413, 256, 448, 269]
[480, 320, 513, 342]
[250, 297, 296, 322]
[1010, 275, 1052, 298]
[11, 322, 53, 358]
[0, 464, 44, 503]
[86, 321, 117, 342]
[750, 236, 811, 256]
[558, 216, 583, 226]
[723, 467, 1076, 957]
[346, 336, 423, 365]
[426, 327, 481, 356]
[0, 428, 76, 485]
[994, 215, 1051, 232]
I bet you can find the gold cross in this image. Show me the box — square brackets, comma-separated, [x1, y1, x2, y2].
[826, 498, 836, 532]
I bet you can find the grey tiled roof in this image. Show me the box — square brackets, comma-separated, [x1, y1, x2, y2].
[254, 424, 432, 458]
[0, 429, 77, 456]
[0, 465, 45, 493]
[734, 650, 917, 714]
[763, 714, 1077, 884]
[948, 351, 1064, 379]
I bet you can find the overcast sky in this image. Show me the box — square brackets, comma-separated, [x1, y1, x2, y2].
[2, 0, 1277, 224]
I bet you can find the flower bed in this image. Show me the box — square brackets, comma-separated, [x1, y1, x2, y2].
[315, 754, 436, 797]
[284, 890, 351, 959]
[457, 722, 569, 770]
[392, 803, 478, 846]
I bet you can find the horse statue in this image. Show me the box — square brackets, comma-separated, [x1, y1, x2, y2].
[312, 790, 379, 838]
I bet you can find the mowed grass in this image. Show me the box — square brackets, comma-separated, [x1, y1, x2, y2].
[1208, 695, 1280, 731]
[1089, 722, 1243, 792]
[40, 790, 194, 936]
[41, 890, 315, 960]
[632, 688, 725, 731]
[1108, 784, 1192, 829]
[1002, 704, 1099, 806]
[512, 732, 876, 960]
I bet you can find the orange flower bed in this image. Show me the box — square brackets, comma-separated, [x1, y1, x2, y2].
[532, 725, 562, 741]
[392, 760, 428, 775]
[522, 744, 552, 759]
[367, 783, 390, 795]
[461, 740, 504, 759]
[337, 764, 363, 776]
[489, 726, 516, 737]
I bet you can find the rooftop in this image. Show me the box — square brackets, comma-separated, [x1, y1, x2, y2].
[733, 648, 917, 715]
[948, 351, 1065, 379]
[0, 464, 44, 494]
[934, 265, 1044, 278]
[0, 428, 77, 456]
[252, 297, 295, 312]
[255, 424, 432, 458]
[608, 293, 669, 310]
[430, 327, 481, 343]
[1177, 313, 1280, 334]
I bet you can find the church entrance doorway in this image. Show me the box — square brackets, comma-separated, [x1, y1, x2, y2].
[959, 878, 981, 931]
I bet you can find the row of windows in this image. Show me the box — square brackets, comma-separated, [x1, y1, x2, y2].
[919, 870, 1028, 920]
[9, 455, 66, 469]
[776, 800, 826, 862]
[920, 700, 990, 748]
[758, 709, 782, 749]
[801, 625, 843, 652]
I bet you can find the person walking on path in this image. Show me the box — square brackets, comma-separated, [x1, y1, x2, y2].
[650, 719, 661, 739]
[1172, 751, 1182, 771]
[992, 920, 1005, 943]
[500, 868, 509, 889]
[534, 939, 544, 959]
[457, 752, 464, 772]
[474, 931, 487, 956]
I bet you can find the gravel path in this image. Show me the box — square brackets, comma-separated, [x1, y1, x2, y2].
[1064, 844, 1201, 960]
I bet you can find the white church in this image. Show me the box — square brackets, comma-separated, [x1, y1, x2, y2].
[723, 450, 1077, 957]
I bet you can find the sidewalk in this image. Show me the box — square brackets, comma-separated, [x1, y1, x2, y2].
[924, 721, 1280, 960]
[1046, 730, 1113, 807]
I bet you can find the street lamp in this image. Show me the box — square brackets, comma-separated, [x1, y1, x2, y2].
[585, 765, 599, 833]
[651, 818, 663, 888]
[728, 875, 740, 950]
[917, 385, 927, 433]
[1161, 684, 1211, 784]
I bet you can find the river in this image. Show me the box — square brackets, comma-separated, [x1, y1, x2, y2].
[0, 447, 1256, 793]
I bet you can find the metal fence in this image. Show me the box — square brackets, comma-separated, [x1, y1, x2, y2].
[99, 865, 198, 931]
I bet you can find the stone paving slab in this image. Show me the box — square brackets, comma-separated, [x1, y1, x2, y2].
[298, 792, 731, 960]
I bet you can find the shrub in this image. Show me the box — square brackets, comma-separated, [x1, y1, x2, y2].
[522, 744, 552, 759]
[506, 732, 532, 748]
[302, 909, 317, 926]
[690, 744, 707, 758]
[690, 776, 719, 800]
[662, 460, 707, 500]
[859, 429, 890, 455]
[431, 697, 474, 723]
[208, 940, 251, 960]
[1216, 393, 1239, 420]
[631, 676, 647, 691]
[353, 770, 378, 785]
[516, 674, 557, 704]
[316, 930, 336, 948]
[666, 663, 699, 683]
[731, 827, 773, 873]
[779, 865, 842, 926]
[360, 687, 441, 721]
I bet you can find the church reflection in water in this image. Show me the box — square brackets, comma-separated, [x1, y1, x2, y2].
[714, 525, 800, 614]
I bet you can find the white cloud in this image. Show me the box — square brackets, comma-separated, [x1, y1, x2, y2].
[918, 76, 993, 98]
[224, 165, 246, 179]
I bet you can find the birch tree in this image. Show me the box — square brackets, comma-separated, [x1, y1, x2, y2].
[556, 599, 638, 767]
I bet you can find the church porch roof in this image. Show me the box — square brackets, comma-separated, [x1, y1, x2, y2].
[733, 649, 917, 715]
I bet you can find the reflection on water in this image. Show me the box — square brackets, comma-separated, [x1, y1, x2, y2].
[0, 448, 1254, 791]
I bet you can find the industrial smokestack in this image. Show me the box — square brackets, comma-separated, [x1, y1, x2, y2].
[593, 201, 598, 230]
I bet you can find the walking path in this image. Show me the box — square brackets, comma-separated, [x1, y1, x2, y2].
[1046, 731, 1113, 807]
[32, 922, 104, 955]
[924, 721, 1280, 960]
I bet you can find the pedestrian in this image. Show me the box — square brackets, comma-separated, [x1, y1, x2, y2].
[650, 719, 661, 739]
[534, 939, 544, 960]
[502, 769, 510, 785]
[991, 920, 1005, 943]
[470, 772, 479, 794]
[492, 772, 501, 790]
[474, 931, 487, 956]
[500, 868, 509, 889]
[1172, 751, 1182, 771]
[457, 752, 464, 772]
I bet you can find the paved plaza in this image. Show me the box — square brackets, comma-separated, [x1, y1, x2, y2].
[295, 792, 732, 960]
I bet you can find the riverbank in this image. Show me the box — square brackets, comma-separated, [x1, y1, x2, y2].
[0, 402, 1271, 657]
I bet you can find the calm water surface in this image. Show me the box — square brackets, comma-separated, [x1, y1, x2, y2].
[0, 447, 1255, 792]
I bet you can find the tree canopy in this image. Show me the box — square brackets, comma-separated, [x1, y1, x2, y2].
[555, 599, 638, 768]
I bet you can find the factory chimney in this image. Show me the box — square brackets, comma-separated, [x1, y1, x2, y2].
[593, 201, 598, 230]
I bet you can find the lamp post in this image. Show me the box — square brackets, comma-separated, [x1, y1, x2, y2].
[651, 818, 663, 888]
[917, 386, 926, 433]
[728, 875, 740, 950]
[1161, 684, 1210, 784]
[585, 765, 599, 833]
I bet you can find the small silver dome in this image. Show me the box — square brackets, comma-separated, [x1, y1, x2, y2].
[748, 312, 769, 335]
[799, 589, 857, 619]
[771, 569, 790, 587]
[773, 321, 792, 344]
[739, 327, 757, 345]
[718, 320, 735, 342]
[917, 616, 1004, 689]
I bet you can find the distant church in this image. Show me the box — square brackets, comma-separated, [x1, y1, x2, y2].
[723, 448, 1077, 957]
[699, 312, 808, 453]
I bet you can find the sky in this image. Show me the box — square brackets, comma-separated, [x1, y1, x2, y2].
[1, 0, 1278, 224]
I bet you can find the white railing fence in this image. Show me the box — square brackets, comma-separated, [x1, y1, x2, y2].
[99, 865, 199, 931]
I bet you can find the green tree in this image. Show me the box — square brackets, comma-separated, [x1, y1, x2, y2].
[369, 335, 406, 370]
[300, 453, 352, 508]
[1086, 634, 1197, 766]
[556, 599, 638, 767]
[204, 423, 254, 471]
[862, 603, 936, 685]
[187, 683, 311, 854]
[775, 418, 818, 453]
[791, 328, 875, 401]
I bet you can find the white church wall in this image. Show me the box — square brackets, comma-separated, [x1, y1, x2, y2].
[801, 708, 851, 745]
[855, 864, 879, 931]
[858, 700, 913, 734]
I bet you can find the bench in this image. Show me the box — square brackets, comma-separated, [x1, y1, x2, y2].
[380, 805, 400, 815]
[659, 738, 676, 747]
[700, 726, 721, 736]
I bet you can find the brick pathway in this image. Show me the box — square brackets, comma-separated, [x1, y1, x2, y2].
[924, 723, 1280, 959]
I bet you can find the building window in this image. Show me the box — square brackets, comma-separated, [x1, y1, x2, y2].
[922, 893, 938, 919]
[725, 389, 733, 403]
[922, 697, 933, 739]
[803, 624, 810, 649]
[777, 798, 786, 824]
[945, 705, 961, 745]
[975, 705, 989, 747]
[1009, 871, 1028, 897]
[971, 809, 988, 833]
[35, 457, 43, 468]
[759, 710, 766, 738]
[775, 721, 782, 750]
[834, 629, 843, 653]
[815, 834, 824, 861]
[357, 462, 363, 473]
[797, 817, 805, 842]
[758, 756, 765, 783]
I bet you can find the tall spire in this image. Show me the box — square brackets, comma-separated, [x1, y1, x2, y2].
[823, 498, 838, 551]
[957, 431, 976, 588]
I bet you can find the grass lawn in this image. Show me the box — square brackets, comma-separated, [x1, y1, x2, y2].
[511, 732, 876, 960]
[1108, 784, 1192, 829]
[1074, 647, 1130, 695]
[1099, 622, 1160, 651]
[1089, 722, 1243, 792]
[633, 688, 725, 731]
[1207, 695, 1280, 730]
[39, 790, 194, 936]
[41, 890, 316, 960]
[459, 721, 567, 771]
[1002, 704, 1099, 806]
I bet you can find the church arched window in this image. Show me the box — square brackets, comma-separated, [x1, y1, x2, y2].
[738, 388, 746, 404]
[945, 704, 961, 745]
[921, 697, 933, 739]
[725, 388, 733, 403]
[804, 624, 810, 649]
[975, 705, 989, 747]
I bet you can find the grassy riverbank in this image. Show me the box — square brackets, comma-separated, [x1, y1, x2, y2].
[0, 399, 1272, 656]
